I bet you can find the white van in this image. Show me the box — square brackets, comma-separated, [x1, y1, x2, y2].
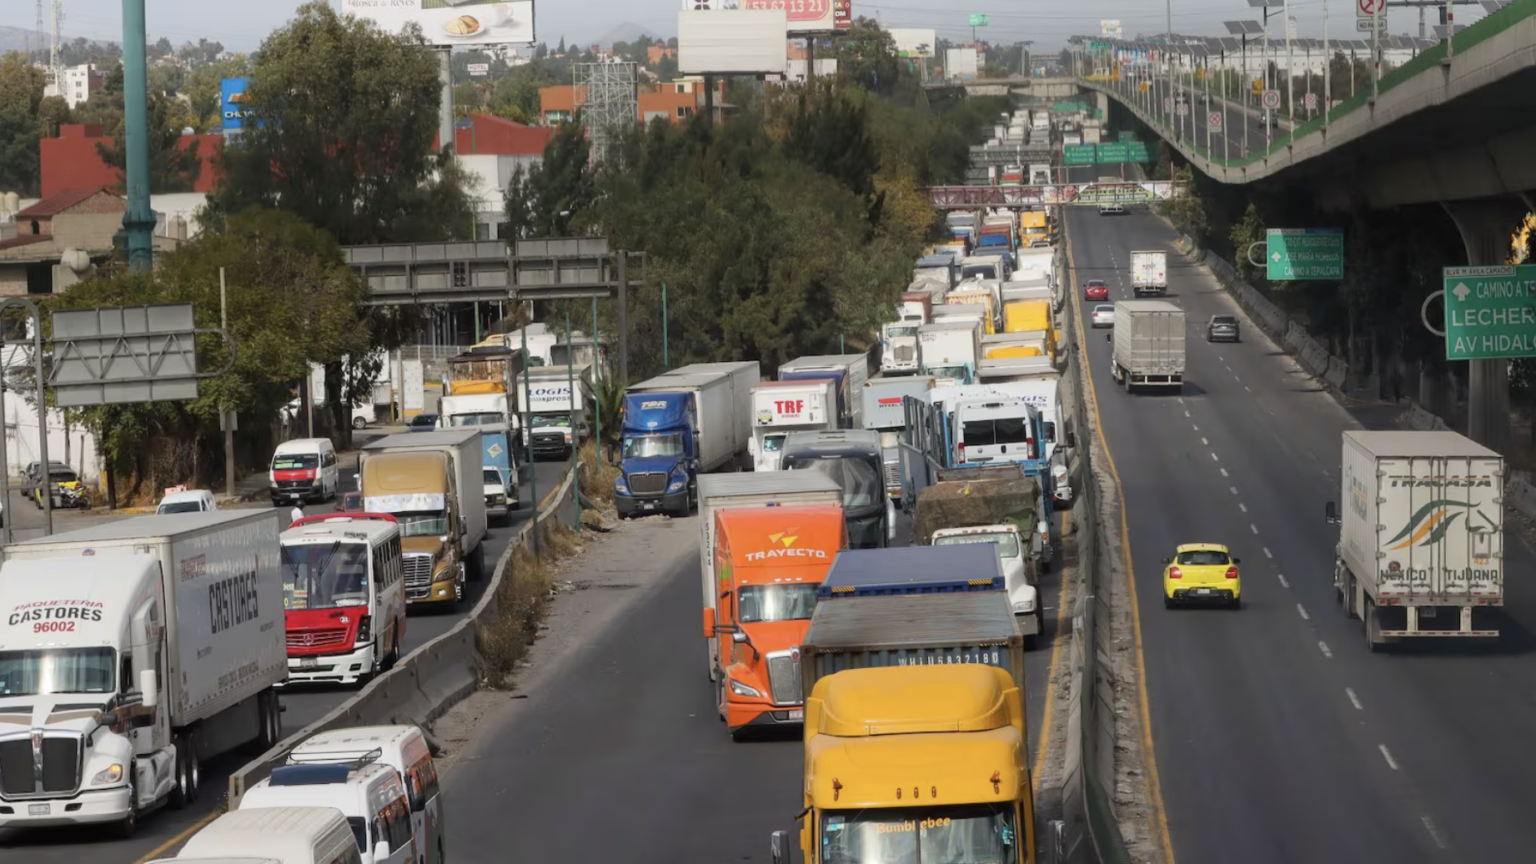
[168, 806, 362, 864]
[157, 487, 217, 514]
[287, 726, 446, 864]
[271, 438, 340, 505]
[241, 763, 414, 864]
[280, 514, 408, 685]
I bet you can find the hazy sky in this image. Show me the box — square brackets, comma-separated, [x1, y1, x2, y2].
[46, 0, 1484, 55]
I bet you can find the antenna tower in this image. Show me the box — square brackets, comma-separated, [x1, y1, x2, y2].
[49, 0, 64, 84]
[33, 0, 43, 60]
[573, 60, 637, 164]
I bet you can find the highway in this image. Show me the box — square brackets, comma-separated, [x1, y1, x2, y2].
[1066, 205, 1536, 863]
[0, 452, 571, 863]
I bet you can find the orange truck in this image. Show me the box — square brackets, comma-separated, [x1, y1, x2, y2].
[703, 503, 847, 739]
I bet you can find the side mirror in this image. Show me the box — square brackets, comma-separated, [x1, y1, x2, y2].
[732, 630, 748, 643]
[1043, 421, 1056, 443]
[771, 830, 790, 864]
[1233, 557, 1242, 564]
[139, 670, 158, 709]
[1324, 501, 1338, 523]
[374, 842, 390, 860]
[702, 607, 716, 639]
[459, 517, 467, 536]
[1105, 333, 1112, 343]
[1065, 430, 1077, 449]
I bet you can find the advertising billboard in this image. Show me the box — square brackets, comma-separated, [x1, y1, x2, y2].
[889, 28, 936, 58]
[220, 77, 249, 132]
[736, 0, 849, 33]
[1100, 19, 1123, 39]
[341, 0, 535, 47]
[678, 9, 789, 74]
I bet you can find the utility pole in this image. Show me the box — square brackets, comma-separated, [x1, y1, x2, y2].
[221, 268, 235, 498]
[121, 0, 155, 273]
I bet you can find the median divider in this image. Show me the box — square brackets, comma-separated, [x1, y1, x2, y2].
[227, 463, 581, 806]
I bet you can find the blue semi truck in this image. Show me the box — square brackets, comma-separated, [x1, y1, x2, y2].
[613, 362, 758, 518]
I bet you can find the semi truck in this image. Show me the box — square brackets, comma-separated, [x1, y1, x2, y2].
[0, 511, 287, 835]
[360, 429, 487, 607]
[1131, 250, 1169, 297]
[614, 361, 758, 518]
[778, 354, 870, 429]
[1325, 430, 1504, 650]
[918, 320, 981, 386]
[781, 430, 895, 549]
[704, 504, 847, 739]
[514, 363, 592, 461]
[697, 471, 844, 682]
[748, 378, 839, 471]
[861, 375, 938, 499]
[1109, 299, 1185, 393]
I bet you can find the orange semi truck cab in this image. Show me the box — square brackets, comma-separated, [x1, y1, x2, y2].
[703, 503, 846, 739]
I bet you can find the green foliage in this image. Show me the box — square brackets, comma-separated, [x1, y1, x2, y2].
[0, 52, 45, 194]
[503, 121, 595, 239]
[1229, 203, 1264, 280]
[94, 92, 203, 193]
[1156, 164, 1209, 241]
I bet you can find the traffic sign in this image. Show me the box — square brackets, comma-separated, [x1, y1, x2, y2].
[1097, 142, 1130, 163]
[1356, 16, 1386, 31]
[1442, 266, 1536, 361]
[1357, 0, 1386, 17]
[1163, 97, 1172, 111]
[1266, 229, 1344, 281]
[1261, 89, 1281, 109]
[1304, 92, 1317, 109]
[1127, 142, 1152, 162]
[1064, 144, 1097, 165]
[1119, 130, 1136, 141]
[1208, 111, 1222, 129]
[968, 13, 989, 26]
[1176, 102, 1188, 117]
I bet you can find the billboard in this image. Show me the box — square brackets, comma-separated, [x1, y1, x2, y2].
[890, 28, 937, 58]
[678, 9, 789, 74]
[1100, 19, 1123, 39]
[220, 77, 248, 132]
[734, 0, 849, 33]
[340, 0, 535, 47]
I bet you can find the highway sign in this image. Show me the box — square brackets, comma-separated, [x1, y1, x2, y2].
[1442, 266, 1536, 361]
[1208, 111, 1222, 129]
[1064, 144, 1097, 165]
[1266, 228, 1344, 281]
[968, 13, 989, 26]
[1119, 130, 1136, 141]
[1175, 102, 1188, 117]
[1356, 16, 1386, 31]
[1097, 142, 1130, 162]
[1304, 92, 1317, 109]
[1163, 97, 1172, 111]
[1261, 89, 1281, 109]
[1128, 142, 1152, 162]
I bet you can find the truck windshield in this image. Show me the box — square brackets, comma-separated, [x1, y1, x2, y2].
[934, 531, 1021, 560]
[281, 542, 370, 610]
[926, 366, 969, 383]
[782, 456, 881, 508]
[761, 433, 786, 454]
[157, 500, 205, 514]
[962, 265, 999, 280]
[448, 412, 503, 426]
[395, 512, 449, 538]
[886, 325, 919, 338]
[0, 647, 116, 696]
[623, 433, 683, 459]
[737, 583, 818, 623]
[820, 803, 1018, 864]
[533, 413, 571, 428]
[483, 468, 504, 485]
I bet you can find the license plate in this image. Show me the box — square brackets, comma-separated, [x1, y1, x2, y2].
[1419, 606, 1437, 618]
[788, 710, 804, 720]
[642, 502, 655, 510]
[299, 657, 319, 668]
[1195, 588, 1212, 595]
[28, 804, 48, 816]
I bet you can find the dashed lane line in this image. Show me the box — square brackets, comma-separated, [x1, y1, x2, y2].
[1263, 547, 1272, 559]
[1346, 688, 1363, 710]
[1379, 744, 1401, 771]
[1277, 573, 1290, 588]
[1318, 641, 1332, 658]
[1297, 603, 1310, 620]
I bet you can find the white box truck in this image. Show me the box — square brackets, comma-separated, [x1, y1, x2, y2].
[1326, 431, 1504, 650]
[748, 378, 839, 471]
[1109, 300, 1185, 393]
[1131, 250, 1168, 297]
[658, 361, 760, 472]
[515, 363, 594, 461]
[697, 471, 844, 680]
[0, 511, 286, 834]
[919, 320, 982, 386]
[778, 354, 871, 429]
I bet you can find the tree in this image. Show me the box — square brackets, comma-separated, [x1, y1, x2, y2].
[94, 92, 203, 193]
[502, 120, 595, 239]
[209, 1, 473, 247]
[186, 55, 252, 131]
[1228, 202, 1264, 280]
[831, 19, 900, 95]
[0, 52, 44, 194]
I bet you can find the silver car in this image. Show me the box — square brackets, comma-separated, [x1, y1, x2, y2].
[1091, 304, 1116, 328]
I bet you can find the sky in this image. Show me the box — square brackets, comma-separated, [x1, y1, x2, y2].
[41, 0, 1489, 56]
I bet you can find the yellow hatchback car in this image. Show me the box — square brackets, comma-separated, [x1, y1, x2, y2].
[1161, 543, 1242, 609]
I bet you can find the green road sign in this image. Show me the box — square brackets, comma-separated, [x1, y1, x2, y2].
[968, 13, 989, 26]
[1064, 144, 1097, 165]
[1096, 142, 1129, 162]
[1127, 143, 1152, 162]
[1442, 265, 1536, 361]
[1089, 41, 1108, 50]
[1118, 130, 1137, 141]
[1266, 228, 1344, 281]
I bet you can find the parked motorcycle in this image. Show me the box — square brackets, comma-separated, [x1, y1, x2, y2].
[58, 484, 90, 510]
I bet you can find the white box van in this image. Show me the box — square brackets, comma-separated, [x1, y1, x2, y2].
[286, 726, 446, 864]
[165, 806, 362, 864]
[241, 763, 414, 864]
[271, 438, 341, 505]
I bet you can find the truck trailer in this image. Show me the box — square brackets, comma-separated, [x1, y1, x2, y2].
[0, 511, 287, 834]
[861, 375, 938, 498]
[1109, 299, 1185, 393]
[1130, 250, 1168, 297]
[777, 354, 870, 429]
[1326, 430, 1504, 650]
[748, 378, 839, 471]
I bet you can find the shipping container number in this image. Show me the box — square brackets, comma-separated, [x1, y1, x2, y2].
[34, 621, 76, 633]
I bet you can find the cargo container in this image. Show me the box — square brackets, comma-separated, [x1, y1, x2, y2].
[1131, 250, 1168, 297]
[861, 375, 938, 498]
[1109, 299, 1185, 393]
[748, 378, 839, 471]
[779, 354, 871, 428]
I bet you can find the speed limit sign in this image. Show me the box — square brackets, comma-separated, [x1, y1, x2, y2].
[1208, 111, 1222, 129]
[1261, 89, 1281, 110]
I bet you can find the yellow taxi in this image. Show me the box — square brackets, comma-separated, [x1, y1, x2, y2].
[1161, 543, 1242, 609]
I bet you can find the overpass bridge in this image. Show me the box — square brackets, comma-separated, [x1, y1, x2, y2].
[923, 75, 1082, 98]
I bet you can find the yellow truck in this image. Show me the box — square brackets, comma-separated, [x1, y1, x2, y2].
[1019, 209, 1050, 246]
[1001, 284, 1058, 359]
[983, 331, 1051, 363]
[945, 287, 997, 335]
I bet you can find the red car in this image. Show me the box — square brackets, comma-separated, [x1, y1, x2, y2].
[1084, 280, 1109, 301]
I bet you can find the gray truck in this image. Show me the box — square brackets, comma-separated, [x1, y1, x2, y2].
[1109, 299, 1185, 393]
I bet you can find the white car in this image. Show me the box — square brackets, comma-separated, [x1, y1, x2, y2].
[1098, 204, 1125, 215]
[1091, 304, 1116, 328]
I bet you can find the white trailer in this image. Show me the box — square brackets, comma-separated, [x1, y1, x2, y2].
[0, 511, 286, 833]
[1327, 431, 1504, 650]
[360, 429, 488, 578]
[514, 364, 594, 459]
[697, 472, 844, 680]
[918, 320, 982, 386]
[1130, 250, 1168, 297]
[748, 378, 839, 471]
[862, 376, 938, 498]
[654, 361, 759, 473]
[777, 354, 871, 429]
[1109, 300, 1185, 393]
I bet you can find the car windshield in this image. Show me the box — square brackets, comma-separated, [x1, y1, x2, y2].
[0, 647, 116, 696]
[533, 413, 572, 428]
[1212, 316, 1237, 325]
[782, 455, 881, 508]
[819, 803, 1019, 864]
[411, 415, 438, 427]
[158, 500, 204, 514]
[736, 583, 819, 624]
[1086, 280, 1105, 288]
[623, 433, 684, 459]
[961, 265, 999, 280]
[281, 541, 370, 610]
[273, 453, 318, 470]
[448, 412, 502, 426]
[934, 531, 1021, 560]
[395, 512, 448, 538]
[1095, 306, 1114, 314]
[1177, 549, 1231, 566]
[483, 468, 503, 485]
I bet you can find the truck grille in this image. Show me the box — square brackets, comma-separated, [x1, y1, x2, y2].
[765, 650, 802, 705]
[532, 432, 566, 448]
[403, 553, 435, 599]
[884, 460, 901, 490]
[893, 345, 916, 362]
[287, 627, 350, 651]
[0, 735, 81, 798]
[627, 472, 668, 496]
[275, 479, 314, 490]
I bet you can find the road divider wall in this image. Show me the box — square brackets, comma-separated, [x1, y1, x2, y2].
[226, 464, 581, 806]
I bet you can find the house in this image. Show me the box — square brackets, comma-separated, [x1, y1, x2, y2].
[432, 115, 557, 240]
[647, 44, 677, 65]
[0, 187, 181, 296]
[538, 85, 587, 124]
[40, 124, 225, 198]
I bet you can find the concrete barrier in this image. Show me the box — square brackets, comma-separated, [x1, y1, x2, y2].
[227, 465, 581, 805]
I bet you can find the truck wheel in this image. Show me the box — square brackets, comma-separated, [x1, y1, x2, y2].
[257, 690, 281, 751]
[352, 416, 367, 429]
[117, 775, 139, 839]
[468, 545, 486, 582]
[170, 736, 193, 810]
[1364, 601, 1381, 652]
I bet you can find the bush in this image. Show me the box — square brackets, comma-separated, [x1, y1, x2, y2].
[472, 520, 582, 688]
[578, 439, 619, 509]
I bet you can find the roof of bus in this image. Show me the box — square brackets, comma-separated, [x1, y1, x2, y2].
[281, 516, 400, 543]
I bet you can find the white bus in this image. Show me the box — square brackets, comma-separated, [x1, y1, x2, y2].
[281, 514, 407, 685]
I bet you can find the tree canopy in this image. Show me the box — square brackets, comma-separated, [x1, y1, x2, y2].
[94, 92, 203, 193]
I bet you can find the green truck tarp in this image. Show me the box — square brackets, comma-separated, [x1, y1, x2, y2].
[912, 467, 1041, 546]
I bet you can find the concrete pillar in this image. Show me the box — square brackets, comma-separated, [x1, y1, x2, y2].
[1440, 197, 1529, 455]
[1095, 91, 1110, 121]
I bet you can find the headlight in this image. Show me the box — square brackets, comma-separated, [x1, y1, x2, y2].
[563, 432, 573, 443]
[668, 479, 686, 492]
[91, 764, 123, 785]
[729, 678, 761, 698]
[1014, 597, 1036, 613]
[615, 479, 629, 494]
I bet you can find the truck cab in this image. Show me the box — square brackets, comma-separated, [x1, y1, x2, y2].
[781, 430, 895, 549]
[932, 524, 1042, 642]
[359, 446, 468, 609]
[615, 389, 697, 517]
[704, 504, 845, 738]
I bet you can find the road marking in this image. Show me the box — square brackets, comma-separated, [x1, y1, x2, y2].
[1230, 486, 1238, 494]
[1250, 523, 1259, 534]
[1297, 603, 1310, 620]
[1225, 365, 1232, 371]
[1422, 815, 1449, 849]
[1184, 410, 1191, 417]
[1201, 437, 1209, 446]
[1234, 376, 1241, 383]
[1220, 467, 1229, 477]
[1263, 547, 1272, 559]
[1277, 573, 1290, 588]
[134, 811, 222, 864]
[1244, 385, 1252, 392]
[1191, 423, 1199, 431]
[1237, 502, 1247, 513]
[1211, 452, 1220, 462]
[1346, 687, 1363, 710]
[1064, 218, 1176, 864]
[1379, 744, 1401, 771]
[1318, 640, 1331, 657]
[1177, 397, 1185, 405]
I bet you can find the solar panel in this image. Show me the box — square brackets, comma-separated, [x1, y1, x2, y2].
[1432, 24, 1469, 38]
[1480, 0, 1509, 12]
[1247, 0, 1284, 7]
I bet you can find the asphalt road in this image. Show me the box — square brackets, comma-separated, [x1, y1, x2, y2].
[0, 449, 571, 863]
[1066, 206, 1536, 863]
[437, 505, 1064, 862]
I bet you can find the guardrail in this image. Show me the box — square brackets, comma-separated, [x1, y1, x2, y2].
[227, 464, 582, 805]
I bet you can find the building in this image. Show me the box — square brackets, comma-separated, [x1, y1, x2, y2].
[647, 44, 677, 65]
[538, 85, 587, 124]
[40, 124, 225, 198]
[540, 78, 726, 126]
[56, 64, 106, 109]
[432, 114, 556, 240]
